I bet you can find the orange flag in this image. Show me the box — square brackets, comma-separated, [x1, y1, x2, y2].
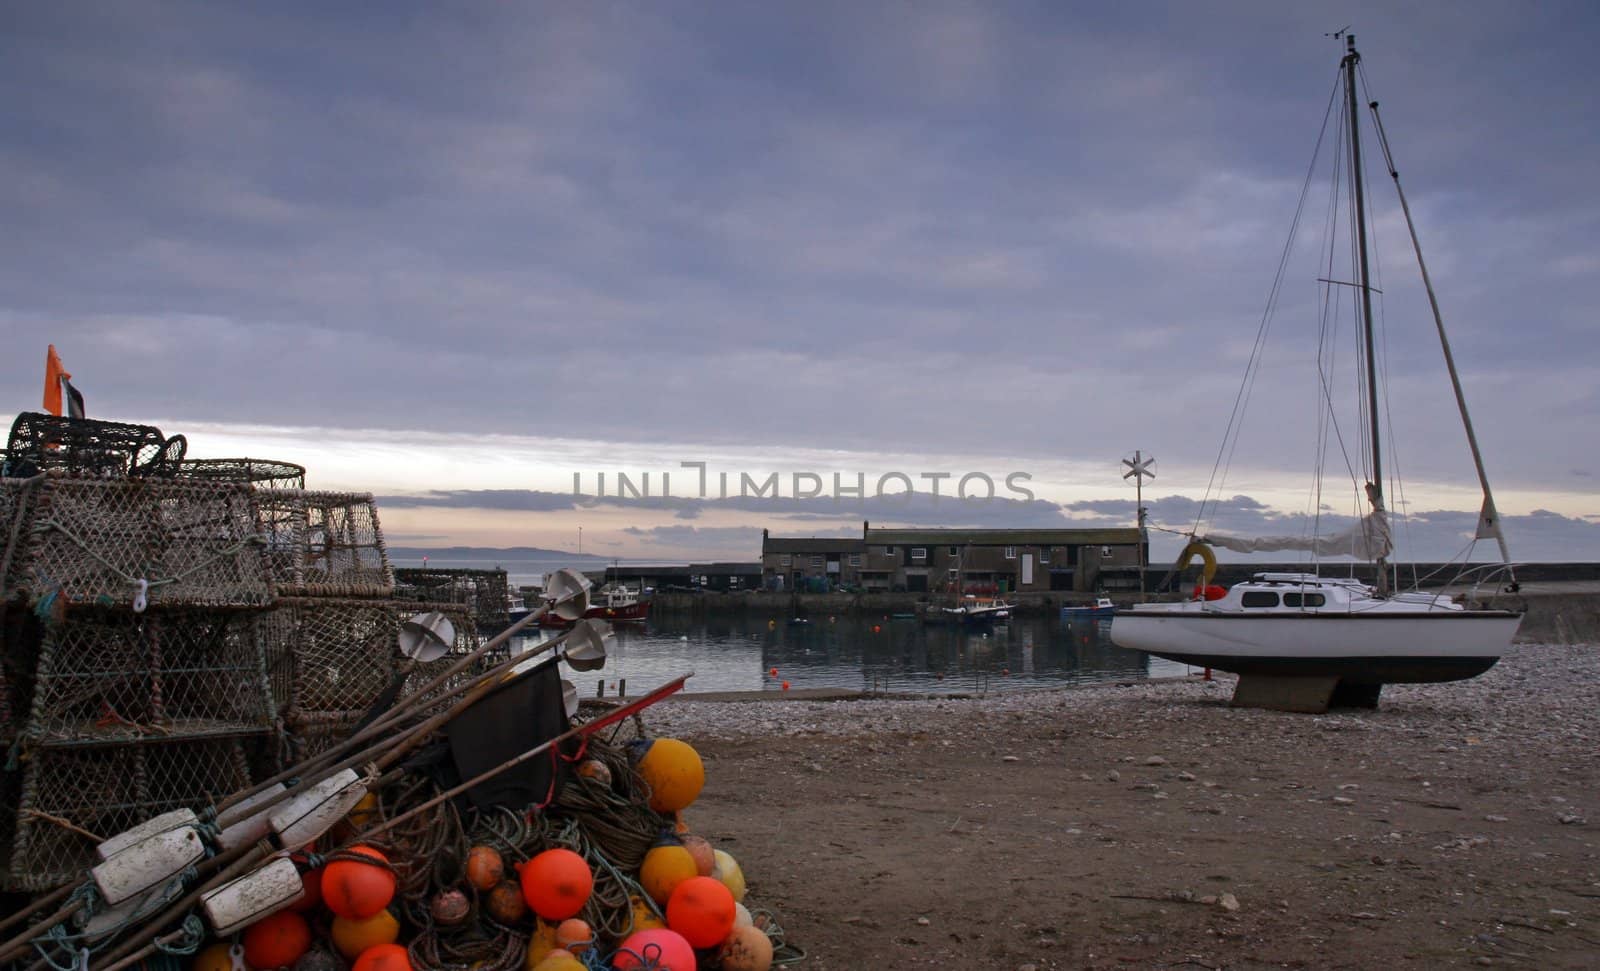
[43, 345, 71, 416]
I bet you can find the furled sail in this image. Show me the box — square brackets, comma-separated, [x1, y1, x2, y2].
[1202, 508, 1392, 560]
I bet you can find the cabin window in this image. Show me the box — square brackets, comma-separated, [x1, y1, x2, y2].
[1240, 591, 1280, 608]
[1003, 546, 1016, 559]
[1284, 592, 1327, 608]
[780, 555, 791, 567]
[911, 547, 927, 561]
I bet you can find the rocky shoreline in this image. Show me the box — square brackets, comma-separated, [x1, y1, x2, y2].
[642, 641, 1600, 969]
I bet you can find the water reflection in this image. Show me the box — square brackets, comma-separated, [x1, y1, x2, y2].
[524, 613, 1194, 696]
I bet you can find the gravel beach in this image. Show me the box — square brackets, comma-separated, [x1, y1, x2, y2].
[641, 641, 1600, 969]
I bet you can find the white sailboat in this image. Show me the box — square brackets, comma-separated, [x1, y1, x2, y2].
[1110, 34, 1522, 709]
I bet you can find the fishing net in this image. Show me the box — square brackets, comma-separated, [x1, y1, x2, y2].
[1, 603, 45, 744]
[257, 490, 394, 597]
[393, 568, 511, 632]
[4, 473, 273, 609]
[23, 608, 274, 745]
[4, 412, 186, 479]
[1, 736, 256, 892]
[176, 458, 307, 491]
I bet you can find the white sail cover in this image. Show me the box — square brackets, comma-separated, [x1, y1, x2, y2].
[1202, 508, 1393, 560]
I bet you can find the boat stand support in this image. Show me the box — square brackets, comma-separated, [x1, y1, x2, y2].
[1231, 675, 1384, 713]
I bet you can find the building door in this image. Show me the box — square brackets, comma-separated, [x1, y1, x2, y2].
[1021, 553, 1034, 586]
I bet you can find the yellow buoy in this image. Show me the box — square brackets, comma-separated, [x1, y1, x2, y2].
[191, 943, 239, 971]
[625, 894, 667, 934]
[331, 908, 400, 959]
[531, 952, 586, 971]
[524, 919, 558, 970]
[639, 844, 699, 905]
[711, 849, 746, 903]
[636, 738, 705, 813]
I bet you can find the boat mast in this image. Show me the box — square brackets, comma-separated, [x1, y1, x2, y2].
[1343, 33, 1390, 598]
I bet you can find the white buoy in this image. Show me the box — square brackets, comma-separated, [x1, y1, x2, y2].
[96, 808, 198, 862]
[93, 827, 205, 905]
[269, 768, 368, 850]
[202, 857, 306, 935]
[216, 782, 288, 851]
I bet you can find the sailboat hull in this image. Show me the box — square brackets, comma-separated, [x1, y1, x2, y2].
[1112, 610, 1522, 684]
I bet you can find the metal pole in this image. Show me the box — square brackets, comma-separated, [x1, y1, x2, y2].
[1344, 33, 1390, 598]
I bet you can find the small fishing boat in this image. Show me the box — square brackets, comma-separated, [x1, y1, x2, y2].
[539, 583, 650, 628]
[1060, 597, 1116, 620]
[924, 595, 1014, 626]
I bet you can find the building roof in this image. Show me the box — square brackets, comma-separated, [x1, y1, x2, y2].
[762, 537, 865, 554]
[689, 561, 764, 574]
[864, 527, 1143, 547]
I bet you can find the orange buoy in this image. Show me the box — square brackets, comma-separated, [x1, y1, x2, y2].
[639, 844, 698, 905]
[554, 917, 593, 954]
[780, 681, 790, 691]
[351, 943, 411, 971]
[666, 875, 736, 948]
[519, 848, 593, 920]
[242, 910, 312, 969]
[635, 739, 705, 813]
[465, 845, 505, 891]
[486, 879, 528, 923]
[575, 759, 612, 788]
[768, 667, 777, 677]
[321, 846, 396, 920]
[331, 908, 400, 959]
[613, 929, 696, 971]
[719, 924, 775, 971]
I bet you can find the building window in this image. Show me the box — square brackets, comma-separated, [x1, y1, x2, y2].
[911, 547, 926, 562]
[883, 546, 894, 555]
[1101, 546, 1113, 558]
[811, 555, 823, 568]
[1003, 546, 1016, 559]
[1040, 547, 1051, 564]
[949, 546, 959, 556]
[848, 554, 861, 567]
[780, 554, 791, 567]
[947, 568, 959, 580]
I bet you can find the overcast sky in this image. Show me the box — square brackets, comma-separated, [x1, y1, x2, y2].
[2, 2, 1596, 562]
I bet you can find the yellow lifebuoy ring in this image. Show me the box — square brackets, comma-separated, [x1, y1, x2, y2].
[1177, 540, 1217, 587]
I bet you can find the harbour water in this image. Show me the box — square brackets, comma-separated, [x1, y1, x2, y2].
[519, 614, 1193, 696]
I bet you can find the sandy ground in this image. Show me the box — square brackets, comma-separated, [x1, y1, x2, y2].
[641, 642, 1600, 970]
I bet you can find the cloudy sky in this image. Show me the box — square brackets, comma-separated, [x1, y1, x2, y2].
[3, 1, 1596, 563]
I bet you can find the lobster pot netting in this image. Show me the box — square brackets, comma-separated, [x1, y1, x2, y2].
[266, 599, 496, 762]
[24, 608, 274, 745]
[393, 567, 510, 631]
[4, 412, 186, 480]
[4, 474, 273, 609]
[258, 490, 394, 597]
[263, 598, 400, 721]
[1, 602, 45, 742]
[2, 736, 256, 892]
[177, 457, 307, 491]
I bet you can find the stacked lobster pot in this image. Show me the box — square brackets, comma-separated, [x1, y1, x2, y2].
[0, 414, 282, 893]
[252, 489, 487, 763]
[394, 566, 513, 635]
